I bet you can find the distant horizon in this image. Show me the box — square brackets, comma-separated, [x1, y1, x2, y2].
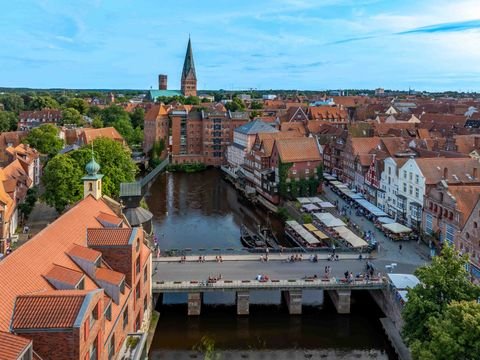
[2, 0, 480, 91]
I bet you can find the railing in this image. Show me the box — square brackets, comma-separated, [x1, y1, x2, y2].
[153, 277, 386, 292]
[140, 157, 169, 188]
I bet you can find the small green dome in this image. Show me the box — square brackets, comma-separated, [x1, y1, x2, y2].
[85, 158, 101, 175]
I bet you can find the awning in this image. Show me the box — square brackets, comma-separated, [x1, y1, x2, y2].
[314, 213, 346, 227]
[286, 220, 320, 245]
[382, 222, 412, 234]
[387, 273, 420, 290]
[355, 199, 388, 217]
[297, 197, 311, 204]
[308, 197, 322, 204]
[302, 203, 320, 212]
[324, 174, 336, 181]
[303, 223, 318, 232]
[313, 230, 329, 240]
[319, 201, 335, 208]
[333, 226, 369, 248]
[377, 217, 395, 224]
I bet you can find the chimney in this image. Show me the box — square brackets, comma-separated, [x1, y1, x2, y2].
[443, 167, 448, 179]
[474, 167, 478, 179]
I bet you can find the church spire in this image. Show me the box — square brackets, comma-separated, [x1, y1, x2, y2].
[181, 37, 197, 96]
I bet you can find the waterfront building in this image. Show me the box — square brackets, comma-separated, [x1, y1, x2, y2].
[170, 107, 249, 166]
[0, 157, 152, 359]
[226, 119, 277, 169]
[143, 104, 170, 155]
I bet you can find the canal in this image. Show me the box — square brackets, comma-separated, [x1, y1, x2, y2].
[146, 169, 397, 359]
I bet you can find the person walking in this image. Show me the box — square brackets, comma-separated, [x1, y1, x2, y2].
[399, 244, 403, 253]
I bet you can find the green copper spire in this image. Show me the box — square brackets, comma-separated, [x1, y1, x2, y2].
[181, 37, 196, 80]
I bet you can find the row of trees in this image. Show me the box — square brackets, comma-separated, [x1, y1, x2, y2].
[42, 138, 136, 212]
[402, 244, 480, 359]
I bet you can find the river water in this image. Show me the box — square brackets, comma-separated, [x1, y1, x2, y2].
[146, 169, 397, 359]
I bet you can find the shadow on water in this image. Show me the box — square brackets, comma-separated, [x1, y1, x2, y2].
[149, 291, 398, 359]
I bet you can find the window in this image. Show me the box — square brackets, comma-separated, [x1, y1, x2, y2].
[445, 224, 455, 245]
[409, 172, 412, 181]
[123, 308, 129, 329]
[89, 336, 98, 360]
[89, 183, 93, 191]
[388, 167, 391, 175]
[403, 183, 407, 192]
[136, 282, 141, 300]
[77, 278, 85, 290]
[415, 174, 419, 184]
[425, 214, 433, 234]
[144, 265, 148, 283]
[136, 256, 140, 274]
[144, 295, 148, 312]
[474, 222, 478, 229]
[108, 335, 115, 360]
[403, 170, 407, 179]
[409, 185, 413, 195]
[90, 304, 98, 329]
[105, 303, 112, 321]
[292, 169, 297, 175]
[136, 238, 140, 252]
[415, 188, 419, 198]
[120, 280, 125, 294]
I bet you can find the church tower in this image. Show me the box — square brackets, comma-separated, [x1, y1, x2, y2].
[82, 154, 103, 199]
[181, 37, 197, 97]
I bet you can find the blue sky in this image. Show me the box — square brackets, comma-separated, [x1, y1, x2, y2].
[1, 0, 480, 91]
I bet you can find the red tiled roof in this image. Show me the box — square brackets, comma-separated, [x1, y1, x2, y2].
[11, 291, 89, 330]
[68, 244, 101, 263]
[96, 211, 123, 227]
[81, 127, 124, 144]
[0, 331, 31, 360]
[274, 137, 321, 163]
[447, 186, 480, 227]
[44, 264, 84, 287]
[0, 196, 118, 331]
[414, 158, 480, 184]
[95, 267, 124, 285]
[87, 228, 133, 246]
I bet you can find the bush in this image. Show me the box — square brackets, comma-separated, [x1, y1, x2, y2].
[277, 207, 289, 221]
[166, 163, 206, 173]
[302, 213, 313, 224]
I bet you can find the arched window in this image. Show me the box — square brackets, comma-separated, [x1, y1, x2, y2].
[89, 183, 93, 191]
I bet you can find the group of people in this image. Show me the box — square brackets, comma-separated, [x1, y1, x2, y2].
[197, 256, 207, 263]
[207, 274, 222, 283]
[328, 254, 340, 261]
[286, 254, 303, 262]
[324, 265, 331, 278]
[215, 256, 223, 263]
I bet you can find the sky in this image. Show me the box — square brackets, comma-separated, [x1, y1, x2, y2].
[1, 0, 480, 91]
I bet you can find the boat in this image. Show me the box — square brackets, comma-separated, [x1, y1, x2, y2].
[240, 226, 267, 249]
[257, 225, 280, 249]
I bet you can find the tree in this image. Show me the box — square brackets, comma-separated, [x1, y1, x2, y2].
[18, 187, 38, 219]
[129, 108, 144, 129]
[402, 244, 480, 346]
[225, 97, 246, 112]
[0, 111, 18, 131]
[184, 96, 200, 105]
[411, 301, 480, 360]
[68, 137, 137, 198]
[92, 116, 104, 129]
[24, 124, 64, 155]
[42, 155, 83, 213]
[28, 96, 60, 110]
[61, 108, 85, 126]
[100, 105, 130, 126]
[65, 98, 89, 114]
[0, 94, 24, 113]
[250, 100, 263, 110]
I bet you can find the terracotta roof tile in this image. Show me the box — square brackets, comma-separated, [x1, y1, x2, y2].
[350, 137, 382, 155]
[68, 244, 101, 263]
[87, 228, 133, 246]
[0, 196, 117, 331]
[11, 291, 89, 330]
[81, 127, 124, 144]
[0, 331, 31, 360]
[447, 186, 480, 227]
[95, 267, 124, 285]
[274, 137, 321, 163]
[44, 264, 84, 287]
[96, 211, 123, 227]
[414, 158, 480, 184]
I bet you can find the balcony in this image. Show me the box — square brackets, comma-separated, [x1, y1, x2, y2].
[118, 333, 147, 360]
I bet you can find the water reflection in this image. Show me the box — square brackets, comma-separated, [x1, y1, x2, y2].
[146, 169, 285, 251]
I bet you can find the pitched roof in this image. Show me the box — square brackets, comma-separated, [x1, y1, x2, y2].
[182, 37, 196, 80]
[87, 228, 134, 247]
[68, 244, 102, 263]
[44, 264, 84, 287]
[0, 331, 31, 360]
[95, 267, 124, 285]
[96, 211, 123, 227]
[144, 104, 169, 122]
[308, 106, 348, 121]
[350, 137, 381, 155]
[413, 158, 480, 184]
[447, 186, 480, 227]
[274, 137, 321, 163]
[235, 120, 278, 135]
[0, 196, 117, 331]
[11, 290, 92, 330]
[81, 127, 124, 144]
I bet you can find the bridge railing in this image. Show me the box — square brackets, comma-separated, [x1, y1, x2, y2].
[153, 277, 386, 292]
[140, 157, 169, 188]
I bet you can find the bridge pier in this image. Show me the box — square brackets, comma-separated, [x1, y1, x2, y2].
[188, 292, 202, 316]
[283, 290, 302, 315]
[327, 290, 351, 314]
[236, 291, 250, 315]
